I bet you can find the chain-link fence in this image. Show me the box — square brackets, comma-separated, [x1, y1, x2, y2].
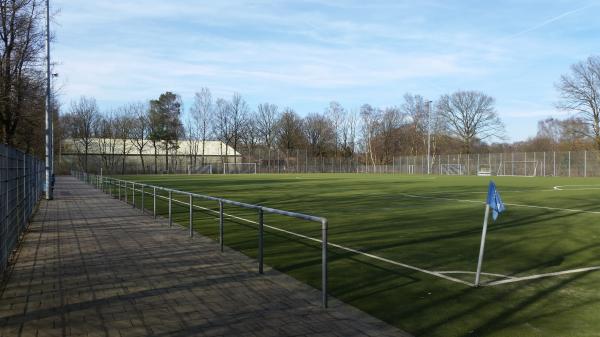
[244, 149, 600, 177]
[61, 149, 600, 177]
[1, 144, 45, 276]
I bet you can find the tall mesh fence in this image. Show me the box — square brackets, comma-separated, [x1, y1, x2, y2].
[0, 144, 45, 276]
[61, 149, 600, 177]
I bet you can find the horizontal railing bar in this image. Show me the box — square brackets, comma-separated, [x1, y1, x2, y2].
[104, 176, 326, 223]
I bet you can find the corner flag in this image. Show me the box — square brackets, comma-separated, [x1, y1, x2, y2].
[486, 181, 505, 221]
[475, 181, 506, 286]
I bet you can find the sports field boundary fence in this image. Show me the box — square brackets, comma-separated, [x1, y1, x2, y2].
[71, 170, 330, 308]
[65, 149, 600, 177]
[0, 144, 45, 277]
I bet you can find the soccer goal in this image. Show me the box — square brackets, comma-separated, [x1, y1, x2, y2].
[477, 165, 491, 176]
[188, 165, 213, 174]
[497, 161, 538, 177]
[441, 164, 465, 175]
[223, 163, 257, 174]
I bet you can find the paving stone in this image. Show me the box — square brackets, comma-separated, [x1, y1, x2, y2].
[0, 176, 411, 337]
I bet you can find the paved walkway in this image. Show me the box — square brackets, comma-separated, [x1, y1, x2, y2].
[0, 176, 409, 337]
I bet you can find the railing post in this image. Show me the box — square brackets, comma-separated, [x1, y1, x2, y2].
[141, 185, 145, 213]
[189, 194, 193, 237]
[258, 208, 264, 274]
[125, 182, 128, 204]
[132, 183, 136, 208]
[153, 187, 157, 219]
[118, 180, 121, 200]
[219, 200, 224, 252]
[322, 218, 328, 308]
[168, 190, 172, 227]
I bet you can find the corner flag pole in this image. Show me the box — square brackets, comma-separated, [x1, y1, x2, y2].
[474, 204, 491, 286]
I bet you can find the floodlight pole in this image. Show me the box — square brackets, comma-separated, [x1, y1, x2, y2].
[44, 0, 53, 200]
[426, 100, 433, 175]
[475, 204, 491, 286]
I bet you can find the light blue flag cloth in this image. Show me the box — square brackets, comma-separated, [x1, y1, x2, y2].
[487, 181, 505, 221]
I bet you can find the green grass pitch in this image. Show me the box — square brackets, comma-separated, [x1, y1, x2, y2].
[114, 173, 600, 337]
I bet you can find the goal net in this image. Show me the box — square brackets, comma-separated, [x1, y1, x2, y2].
[497, 161, 538, 177]
[188, 165, 213, 174]
[223, 163, 257, 174]
[441, 164, 465, 175]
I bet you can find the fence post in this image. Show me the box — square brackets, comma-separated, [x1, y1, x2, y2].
[125, 182, 128, 204]
[189, 194, 193, 237]
[543, 152, 546, 176]
[568, 151, 571, 177]
[219, 200, 224, 252]
[322, 218, 328, 308]
[132, 183, 135, 208]
[258, 208, 264, 274]
[23, 152, 26, 228]
[168, 190, 172, 227]
[153, 187, 157, 219]
[584, 151, 587, 177]
[118, 180, 121, 200]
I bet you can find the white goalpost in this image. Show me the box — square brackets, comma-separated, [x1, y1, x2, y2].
[223, 163, 257, 174]
[497, 161, 538, 177]
[188, 165, 213, 175]
[477, 165, 491, 176]
[441, 164, 465, 175]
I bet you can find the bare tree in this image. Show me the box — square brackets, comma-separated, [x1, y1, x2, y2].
[0, 0, 46, 147]
[325, 101, 345, 157]
[401, 94, 426, 154]
[228, 92, 248, 163]
[214, 97, 232, 165]
[190, 88, 213, 166]
[303, 113, 335, 156]
[256, 102, 279, 147]
[339, 109, 358, 158]
[96, 111, 119, 173]
[360, 104, 379, 170]
[115, 106, 135, 174]
[240, 114, 259, 157]
[130, 103, 150, 173]
[556, 56, 600, 149]
[256, 102, 279, 171]
[377, 106, 405, 163]
[276, 107, 305, 152]
[69, 96, 100, 172]
[437, 90, 504, 153]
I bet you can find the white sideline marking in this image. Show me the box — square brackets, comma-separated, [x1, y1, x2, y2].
[398, 193, 600, 215]
[435, 270, 515, 279]
[554, 185, 600, 191]
[486, 266, 600, 286]
[128, 187, 600, 287]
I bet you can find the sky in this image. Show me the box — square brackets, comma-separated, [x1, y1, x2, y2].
[52, 0, 600, 142]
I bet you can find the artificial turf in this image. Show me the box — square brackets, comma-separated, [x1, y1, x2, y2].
[109, 173, 600, 337]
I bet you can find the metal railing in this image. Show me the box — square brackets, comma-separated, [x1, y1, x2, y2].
[72, 170, 329, 308]
[1, 144, 45, 276]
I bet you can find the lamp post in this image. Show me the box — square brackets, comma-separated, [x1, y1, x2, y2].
[44, 0, 53, 200]
[426, 100, 433, 175]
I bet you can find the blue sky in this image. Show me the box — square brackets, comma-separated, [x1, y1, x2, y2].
[53, 0, 599, 142]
